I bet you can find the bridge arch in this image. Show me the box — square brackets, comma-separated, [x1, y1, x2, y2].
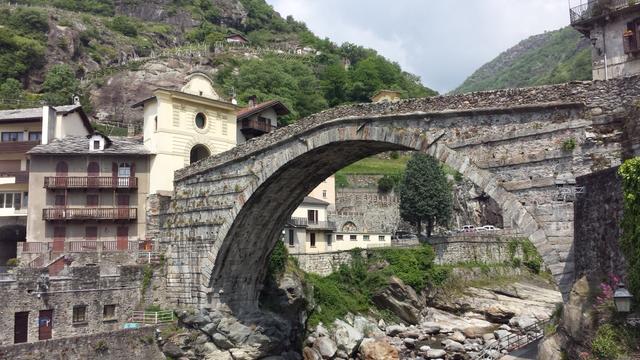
[168, 112, 551, 309]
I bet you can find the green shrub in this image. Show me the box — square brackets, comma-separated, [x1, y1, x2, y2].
[335, 173, 349, 188]
[591, 324, 624, 359]
[619, 157, 640, 304]
[267, 240, 288, 279]
[110, 16, 138, 37]
[377, 175, 394, 193]
[6, 258, 19, 267]
[389, 151, 400, 160]
[562, 138, 577, 151]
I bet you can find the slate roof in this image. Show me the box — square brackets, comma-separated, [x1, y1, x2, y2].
[28, 135, 151, 156]
[302, 196, 330, 206]
[0, 105, 83, 121]
[237, 100, 290, 120]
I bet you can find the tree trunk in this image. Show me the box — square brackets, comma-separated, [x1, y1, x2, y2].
[417, 219, 421, 237]
[427, 218, 434, 238]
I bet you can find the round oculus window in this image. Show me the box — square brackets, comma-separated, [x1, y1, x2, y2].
[195, 112, 206, 129]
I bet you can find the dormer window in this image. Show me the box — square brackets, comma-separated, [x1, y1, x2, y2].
[89, 134, 106, 151]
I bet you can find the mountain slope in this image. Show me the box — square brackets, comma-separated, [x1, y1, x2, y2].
[455, 26, 591, 93]
[0, 0, 436, 124]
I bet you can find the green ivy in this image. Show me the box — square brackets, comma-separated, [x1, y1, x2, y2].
[618, 157, 640, 304]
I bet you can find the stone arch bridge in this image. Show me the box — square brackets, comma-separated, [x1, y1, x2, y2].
[158, 76, 640, 310]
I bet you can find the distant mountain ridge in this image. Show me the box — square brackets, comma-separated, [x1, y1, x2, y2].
[455, 26, 591, 93]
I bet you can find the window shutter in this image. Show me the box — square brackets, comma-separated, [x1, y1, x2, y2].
[130, 163, 136, 177]
[112, 162, 117, 177]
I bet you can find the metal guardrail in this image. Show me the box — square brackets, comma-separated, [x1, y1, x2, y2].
[44, 176, 138, 189]
[570, 0, 633, 24]
[288, 217, 337, 230]
[474, 319, 547, 359]
[0, 171, 29, 184]
[130, 311, 174, 325]
[42, 207, 137, 221]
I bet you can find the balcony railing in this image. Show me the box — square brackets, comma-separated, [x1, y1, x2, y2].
[42, 207, 137, 221]
[570, 0, 633, 24]
[0, 171, 29, 184]
[289, 217, 336, 230]
[22, 240, 140, 255]
[240, 119, 276, 134]
[44, 177, 138, 189]
[0, 141, 39, 153]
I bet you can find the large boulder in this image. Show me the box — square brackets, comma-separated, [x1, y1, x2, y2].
[313, 337, 337, 359]
[303, 347, 322, 360]
[372, 276, 422, 325]
[332, 319, 364, 355]
[359, 338, 400, 360]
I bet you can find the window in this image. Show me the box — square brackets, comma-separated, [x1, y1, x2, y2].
[54, 194, 65, 207]
[103, 305, 116, 320]
[86, 194, 98, 207]
[86, 227, 97, 240]
[72, 305, 86, 324]
[322, 190, 327, 198]
[326, 234, 332, 246]
[118, 163, 131, 177]
[195, 112, 206, 129]
[93, 140, 100, 149]
[87, 162, 99, 177]
[0, 192, 21, 209]
[336, 235, 343, 241]
[379, 235, 385, 242]
[55, 161, 68, 176]
[350, 235, 357, 241]
[624, 20, 640, 54]
[310, 233, 316, 248]
[1, 132, 23, 142]
[363, 235, 370, 241]
[307, 210, 318, 224]
[288, 229, 294, 246]
[22, 192, 28, 208]
[28, 132, 41, 141]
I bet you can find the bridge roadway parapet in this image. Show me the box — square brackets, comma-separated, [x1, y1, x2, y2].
[159, 76, 640, 309]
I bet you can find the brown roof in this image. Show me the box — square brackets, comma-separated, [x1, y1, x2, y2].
[0, 105, 92, 132]
[302, 196, 329, 206]
[225, 33, 249, 42]
[237, 100, 290, 120]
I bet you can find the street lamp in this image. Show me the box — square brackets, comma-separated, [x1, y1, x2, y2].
[614, 283, 633, 313]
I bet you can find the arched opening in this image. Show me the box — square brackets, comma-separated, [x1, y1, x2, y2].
[341, 221, 357, 232]
[0, 225, 25, 269]
[190, 144, 211, 164]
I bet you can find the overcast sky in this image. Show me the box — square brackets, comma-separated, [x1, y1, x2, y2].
[267, 0, 572, 93]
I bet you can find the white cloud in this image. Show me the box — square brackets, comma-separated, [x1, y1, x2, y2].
[267, 0, 573, 93]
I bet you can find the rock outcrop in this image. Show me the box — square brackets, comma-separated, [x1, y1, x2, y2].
[372, 276, 423, 325]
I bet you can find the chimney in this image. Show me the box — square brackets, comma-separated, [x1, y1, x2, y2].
[248, 95, 257, 107]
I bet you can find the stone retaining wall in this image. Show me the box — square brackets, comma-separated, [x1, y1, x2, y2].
[0, 326, 162, 360]
[574, 167, 626, 281]
[428, 235, 523, 265]
[291, 251, 354, 276]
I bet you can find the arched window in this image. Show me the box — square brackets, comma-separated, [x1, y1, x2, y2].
[341, 221, 357, 232]
[190, 144, 211, 164]
[55, 161, 68, 177]
[87, 162, 99, 177]
[195, 113, 206, 129]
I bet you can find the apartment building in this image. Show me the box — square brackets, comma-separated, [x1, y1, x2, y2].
[0, 105, 91, 268]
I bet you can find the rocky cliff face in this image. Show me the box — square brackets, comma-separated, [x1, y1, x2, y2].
[451, 178, 503, 229]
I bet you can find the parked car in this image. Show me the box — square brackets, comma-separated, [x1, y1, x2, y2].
[480, 225, 500, 231]
[461, 225, 475, 232]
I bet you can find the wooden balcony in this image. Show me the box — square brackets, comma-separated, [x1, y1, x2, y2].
[0, 171, 29, 184]
[44, 176, 138, 189]
[42, 207, 137, 221]
[0, 141, 39, 153]
[240, 119, 276, 136]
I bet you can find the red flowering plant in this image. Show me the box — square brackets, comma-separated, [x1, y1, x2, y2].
[595, 274, 622, 319]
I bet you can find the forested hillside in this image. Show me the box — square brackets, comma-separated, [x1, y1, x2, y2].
[455, 26, 592, 94]
[0, 0, 436, 124]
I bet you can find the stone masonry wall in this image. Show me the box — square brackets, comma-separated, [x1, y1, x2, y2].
[427, 235, 523, 265]
[0, 265, 143, 345]
[334, 188, 401, 234]
[293, 251, 354, 276]
[574, 167, 626, 281]
[0, 327, 162, 360]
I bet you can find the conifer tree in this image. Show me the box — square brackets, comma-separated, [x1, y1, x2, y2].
[399, 153, 452, 237]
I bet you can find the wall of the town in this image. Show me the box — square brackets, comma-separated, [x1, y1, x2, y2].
[0, 265, 143, 346]
[427, 234, 523, 265]
[0, 326, 162, 360]
[573, 167, 626, 281]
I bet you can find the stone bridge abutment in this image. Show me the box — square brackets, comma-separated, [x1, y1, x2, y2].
[158, 76, 640, 310]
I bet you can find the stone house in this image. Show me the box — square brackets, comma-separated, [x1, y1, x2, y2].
[0, 105, 91, 268]
[570, 0, 640, 79]
[236, 97, 289, 144]
[225, 33, 249, 44]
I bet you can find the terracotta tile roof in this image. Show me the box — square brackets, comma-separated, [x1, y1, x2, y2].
[237, 100, 290, 120]
[28, 135, 151, 156]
